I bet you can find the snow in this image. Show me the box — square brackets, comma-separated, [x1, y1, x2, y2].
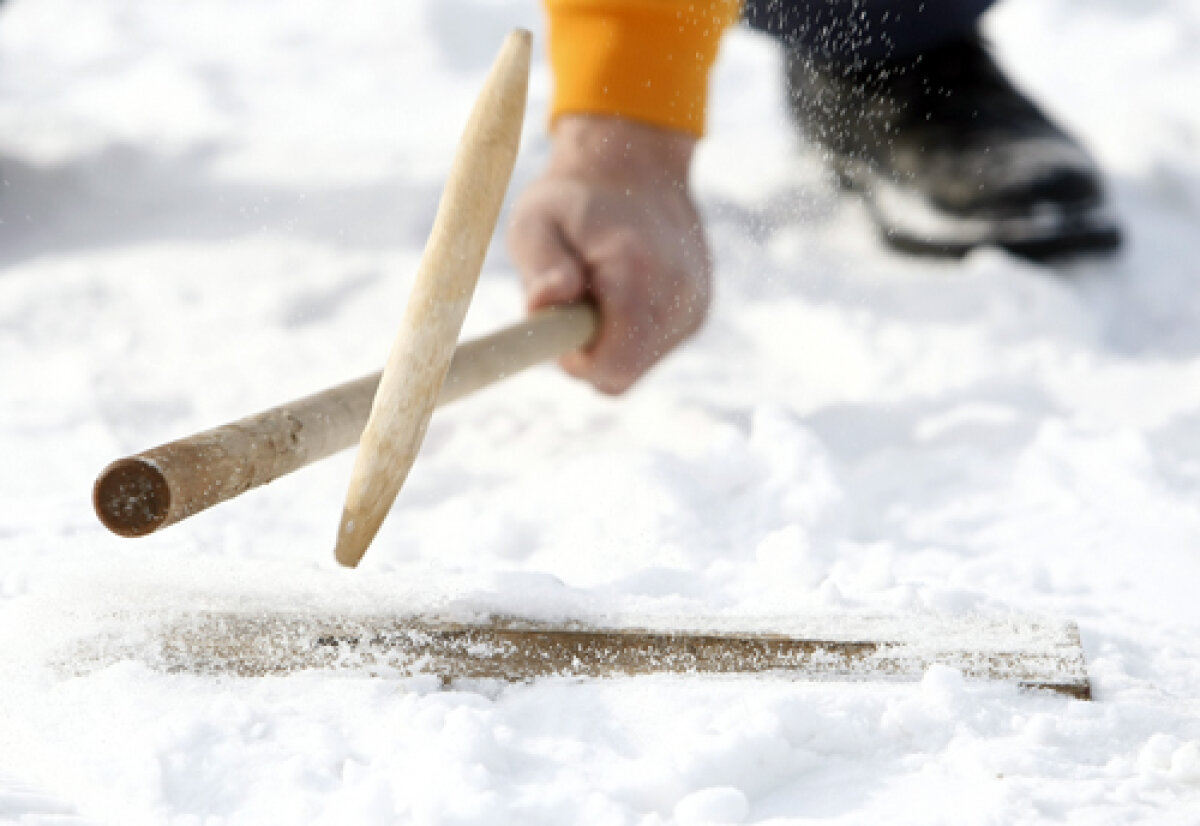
[2, 0, 1200, 823]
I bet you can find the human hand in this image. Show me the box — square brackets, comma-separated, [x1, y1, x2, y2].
[507, 115, 712, 394]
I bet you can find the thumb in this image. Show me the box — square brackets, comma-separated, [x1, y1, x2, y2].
[507, 201, 587, 311]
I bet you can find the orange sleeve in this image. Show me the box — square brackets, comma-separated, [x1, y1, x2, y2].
[544, 0, 742, 137]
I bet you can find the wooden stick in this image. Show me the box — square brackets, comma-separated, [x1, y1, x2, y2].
[334, 29, 531, 568]
[93, 304, 597, 539]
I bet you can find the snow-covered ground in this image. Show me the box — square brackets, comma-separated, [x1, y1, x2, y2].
[3, 0, 1200, 822]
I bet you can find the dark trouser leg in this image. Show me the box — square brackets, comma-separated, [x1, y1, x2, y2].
[742, 0, 997, 67]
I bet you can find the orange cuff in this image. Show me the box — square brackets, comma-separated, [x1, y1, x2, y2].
[545, 0, 741, 137]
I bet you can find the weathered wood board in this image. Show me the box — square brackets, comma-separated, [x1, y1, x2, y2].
[65, 612, 1091, 699]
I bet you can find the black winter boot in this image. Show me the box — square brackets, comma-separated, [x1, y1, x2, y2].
[787, 36, 1121, 259]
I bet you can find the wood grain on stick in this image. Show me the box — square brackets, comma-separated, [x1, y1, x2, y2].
[334, 29, 531, 566]
[93, 304, 596, 539]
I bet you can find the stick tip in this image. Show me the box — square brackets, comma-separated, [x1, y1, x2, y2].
[333, 509, 377, 568]
[94, 457, 171, 537]
[497, 28, 531, 76]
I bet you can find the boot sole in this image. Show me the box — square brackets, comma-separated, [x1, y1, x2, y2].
[835, 161, 1123, 261]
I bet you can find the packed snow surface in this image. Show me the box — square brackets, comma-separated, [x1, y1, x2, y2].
[3, 0, 1200, 823]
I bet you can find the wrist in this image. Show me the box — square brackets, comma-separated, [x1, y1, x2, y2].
[548, 115, 696, 188]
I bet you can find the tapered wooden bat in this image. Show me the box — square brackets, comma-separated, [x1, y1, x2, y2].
[93, 303, 596, 539]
